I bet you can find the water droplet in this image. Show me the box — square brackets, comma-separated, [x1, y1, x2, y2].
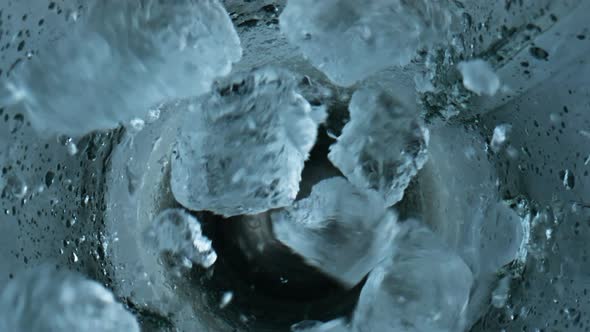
[4, 174, 28, 199]
[45, 171, 55, 188]
[529, 46, 549, 60]
[9, 114, 24, 134]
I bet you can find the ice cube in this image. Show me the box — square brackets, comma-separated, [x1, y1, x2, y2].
[143, 208, 217, 269]
[328, 88, 429, 207]
[352, 220, 473, 332]
[271, 177, 399, 287]
[171, 67, 323, 217]
[5, 0, 241, 136]
[457, 59, 501, 96]
[0, 266, 139, 332]
[280, 0, 459, 86]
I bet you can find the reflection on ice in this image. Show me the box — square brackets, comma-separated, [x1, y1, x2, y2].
[0, 267, 139, 332]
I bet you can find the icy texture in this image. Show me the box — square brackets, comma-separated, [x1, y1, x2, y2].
[0, 267, 139, 332]
[171, 67, 324, 217]
[419, 126, 525, 326]
[280, 0, 459, 86]
[5, 0, 241, 136]
[458, 59, 501, 96]
[329, 88, 429, 207]
[271, 177, 399, 287]
[424, 128, 524, 275]
[292, 319, 349, 332]
[418, 47, 472, 120]
[353, 221, 473, 332]
[143, 208, 217, 268]
[474, 202, 525, 274]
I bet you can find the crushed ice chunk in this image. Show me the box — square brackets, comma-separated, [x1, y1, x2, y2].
[143, 208, 217, 269]
[490, 124, 512, 152]
[352, 221, 473, 332]
[5, 0, 241, 136]
[0, 266, 139, 332]
[328, 88, 429, 207]
[271, 177, 399, 287]
[171, 67, 323, 217]
[280, 0, 459, 86]
[458, 59, 501, 96]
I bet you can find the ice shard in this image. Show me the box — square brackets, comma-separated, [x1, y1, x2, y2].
[328, 88, 429, 207]
[143, 209, 217, 269]
[280, 0, 460, 86]
[5, 0, 242, 136]
[352, 221, 473, 332]
[271, 177, 399, 287]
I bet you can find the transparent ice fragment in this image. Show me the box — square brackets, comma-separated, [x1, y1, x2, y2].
[0, 267, 139, 332]
[292, 318, 349, 332]
[171, 67, 323, 217]
[5, 0, 241, 136]
[328, 88, 429, 207]
[280, 0, 460, 86]
[271, 177, 399, 287]
[458, 59, 501, 96]
[420, 127, 526, 327]
[421, 127, 524, 273]
[352, 221, 473, 332]
[491, 276, 511, 309]
[143, 208, 217, 269]
[476, 202, 524, 274]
